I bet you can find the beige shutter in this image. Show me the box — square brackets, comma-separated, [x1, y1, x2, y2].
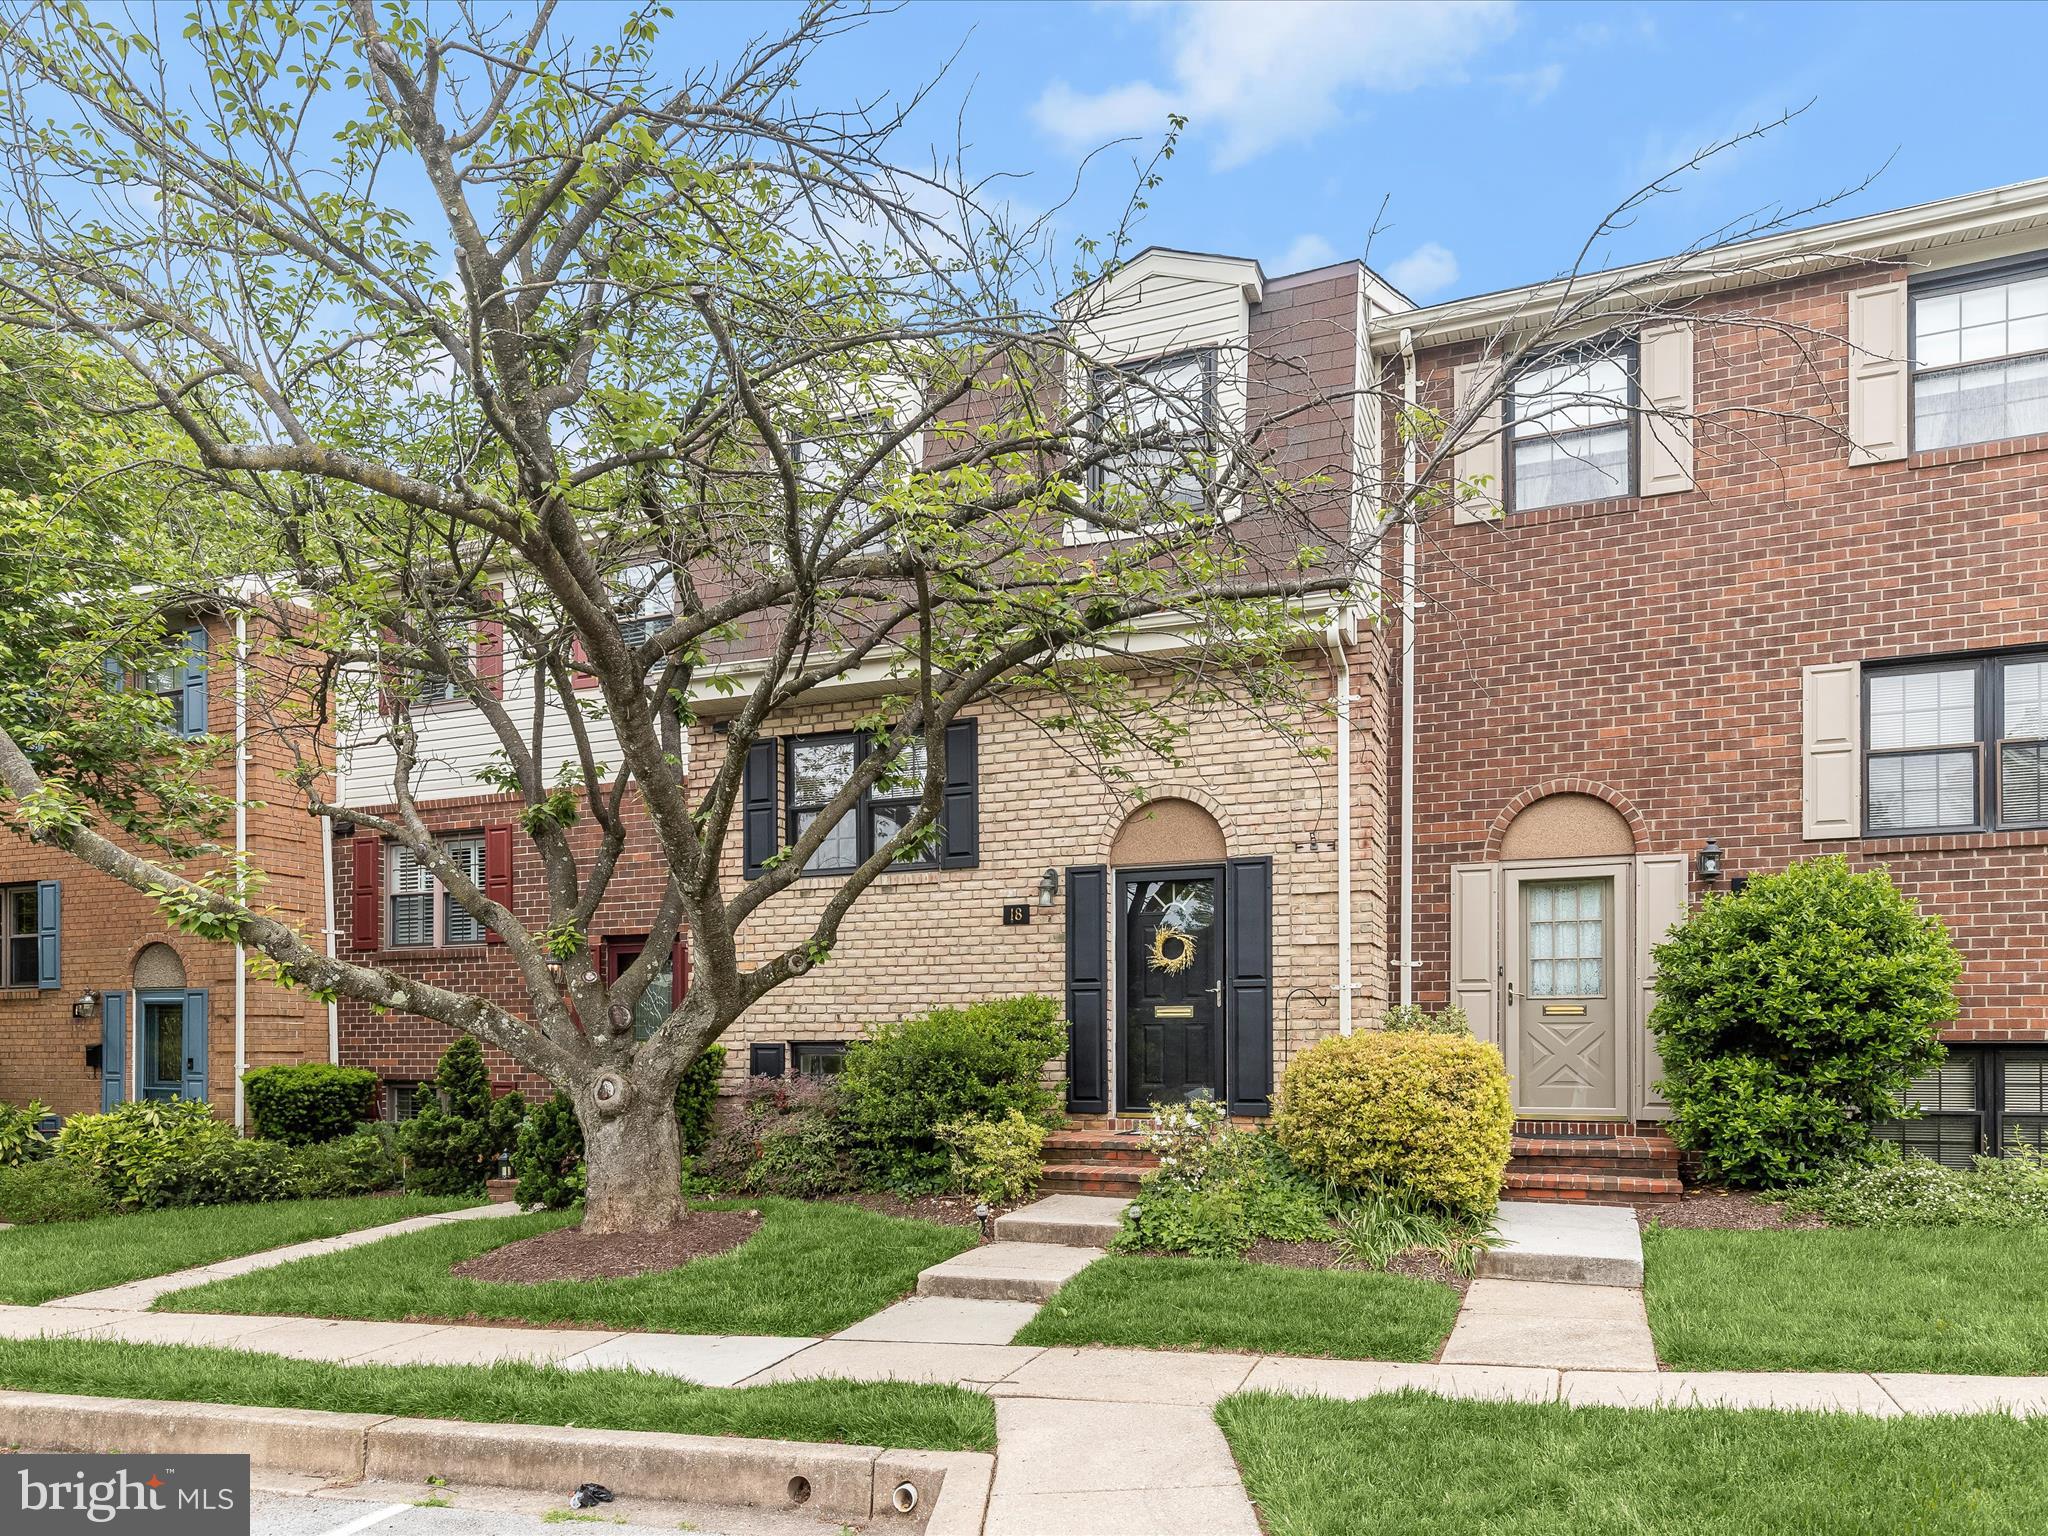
[1638, 323, 1695, 495]
[1633, 853, 1688, 1120]
[1452, 361, 1504, 524]
[1847, 282, 1909, 464]
[1802, 660, 1862, 839]
[1447, 862, 1500, 1045]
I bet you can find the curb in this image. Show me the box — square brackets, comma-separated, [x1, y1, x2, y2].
[0, 1390, 992, 1530]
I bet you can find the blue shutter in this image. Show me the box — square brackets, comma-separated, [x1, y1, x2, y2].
[34, 880, 59, 990]
[1064, 864, 1109, 1114]
[100, 991, 127, 1111]
[181, 626, 209, 736]
[181, 989, 209, 1103]
[938, 719, 979, 868]
[741, 739, 778, 879]
[1225, 857, 1274, 1117]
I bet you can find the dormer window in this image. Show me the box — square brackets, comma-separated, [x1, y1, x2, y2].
[1089, 350, 1216, 517]
[1506, 348, 1635, 512]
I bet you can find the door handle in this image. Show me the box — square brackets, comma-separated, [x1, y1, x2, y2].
[1506, 981, 1515, 1006]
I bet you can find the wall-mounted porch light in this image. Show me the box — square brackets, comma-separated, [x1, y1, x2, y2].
[1697, 839, 1724, 883]
[71, 989, 99, 1020]
[1037, 867, 1061, 908]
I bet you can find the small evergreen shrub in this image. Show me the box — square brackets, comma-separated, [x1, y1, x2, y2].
[1780, 1145, 2048, 1228]
[0, 1099, 53, 1166]
[0, 1158, 111, 1223]
[513, 1093, 586, 1210]
[838, 996, 1066, 1192]
[162, 1138, 301, 1206]
[398, 1036, 525, 1196]
[1117, 1101, 1334, 1260]
[673, 1043, 727, 1155]
[1650, 857, 1958, 1188]
[54, 1099, 236, 1207]
[699, 1076, 851, 1198]
[292, 1128, 403, 1198]
[242, 1064, 379, 1145]
[1273, 1031, 1513, 1216]
[938, 1109, 1047, 1205]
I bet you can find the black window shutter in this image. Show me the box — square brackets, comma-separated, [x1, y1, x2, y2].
[749, 1042, 787, 1078]
[1064, 863, 1108, 1114]
[1226, 856, 1274, 1116]
[938, 719, 979, 868]
[741, 739, 778, 879]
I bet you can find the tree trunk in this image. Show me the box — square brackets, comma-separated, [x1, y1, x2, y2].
[578, 1071, 687, 1234]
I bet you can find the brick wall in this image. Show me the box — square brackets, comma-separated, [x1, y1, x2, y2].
[1388, 261, 2048, 1042]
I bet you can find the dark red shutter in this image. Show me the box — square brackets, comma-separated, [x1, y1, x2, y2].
[670, 935, 689, 1004]
[483, 824, 514, 944]
[569, 635, 600, 690]
[476, 598, 505, 700]
[349, 833, 382, 952]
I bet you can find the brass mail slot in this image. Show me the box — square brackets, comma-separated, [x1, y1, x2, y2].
[1541, 1004, 1587, 1016]
[1153, 1005, 1196, 1019]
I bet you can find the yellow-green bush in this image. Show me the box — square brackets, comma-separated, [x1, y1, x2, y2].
[1273, 1031, 1513, 1215]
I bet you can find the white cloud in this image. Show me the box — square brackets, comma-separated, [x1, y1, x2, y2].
[1033, 1, 1518, 168]
[1384, 241, 1460, 300]
[1500, 61, 1564, 104]
[1279, 233, 1338, 272]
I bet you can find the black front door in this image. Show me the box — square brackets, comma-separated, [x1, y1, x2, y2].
[1120, 868, 1224, 1107]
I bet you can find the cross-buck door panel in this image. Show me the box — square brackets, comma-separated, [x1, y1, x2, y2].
[1505, 866, 1629, 1118]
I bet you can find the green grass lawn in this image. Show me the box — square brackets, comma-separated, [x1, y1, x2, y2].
[0, 1335, 993, 1451]
[159, 1198, 976, 1336]
[0, 1195, 478, 1306]
[1644, 1225, 2048, 1373]
[1012, 1255, 1461, 1361]
[1218, 1390, 2048, 1536]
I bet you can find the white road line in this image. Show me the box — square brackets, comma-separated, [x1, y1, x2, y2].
[313, 1501, 416, 1536]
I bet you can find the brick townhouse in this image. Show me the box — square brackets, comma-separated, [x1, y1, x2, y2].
[312, 174, 2048, 1201]
[0, 608, 332, 1124]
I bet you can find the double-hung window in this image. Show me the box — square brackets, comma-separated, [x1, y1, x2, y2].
[1874, 1048, 2048, 1167]
[785, 734, 937, 875]
[1089, 351, 1215, 517]
[612, 562, 676, 651]
[1912, 263, 2048, 451]
[388, 837, 487, 947]
[794, 414, 900, 550]
[1507, 348, 1635, 511]
[2, 885, 39, 988]
[1864, 650, 2048, 834]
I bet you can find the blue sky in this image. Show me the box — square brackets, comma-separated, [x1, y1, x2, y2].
[681, 0, 2048, 305]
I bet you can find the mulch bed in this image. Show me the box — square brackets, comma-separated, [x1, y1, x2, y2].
[1633, 1190, 1827, 1231]
[449, 1209, 763, 1283]
[1245, 1237, 1472, 1294]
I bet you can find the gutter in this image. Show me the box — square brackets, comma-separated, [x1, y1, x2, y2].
[1398, 328, 1419, 1009]
[233, 611, 249, 1131]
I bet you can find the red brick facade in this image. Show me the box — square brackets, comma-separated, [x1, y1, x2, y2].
[1389, 260, 2048, 1045]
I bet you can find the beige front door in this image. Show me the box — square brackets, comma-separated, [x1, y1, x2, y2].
[1504, 865, 1630, 1118]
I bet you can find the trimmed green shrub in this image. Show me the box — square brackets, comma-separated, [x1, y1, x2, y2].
[513, 1093, 586, 1210]
[54, 1099, 236, 1207]
[292, 1128, 403, 1198]
[1117, 1100, 1334, 1260]
[674, 1043, 727, 1155]
[398, 1036, 525, 1197]
[242, 1064, 379, 1145]
[939, 1109, 1047, 1205]
[1649, 856, 1958, 1188]
[162, 1138, 301, 1206]
[700, 1076, 852, 1198]
[1380, 1003, 1471, 1036]
[0, 1100, 53, 1166]
[1781, 1145, 2048, 1228]
[1273, 1031, 1513, 1216]
[838, 996, 1066, 1192]
[0, 1158, 111, 1223]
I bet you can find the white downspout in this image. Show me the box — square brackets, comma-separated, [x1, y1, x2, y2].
[1324, 618, 1354, 1035]
[322, 765, 340, 1067]
[1398, 328, 1419, 1009]
[233, 611, 249, 1131]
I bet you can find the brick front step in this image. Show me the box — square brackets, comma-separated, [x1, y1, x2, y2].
[1505, 1169, 1682, 1206]
[1042, 1130, 1159, 1167]
[1039, 1162, 1147, 1197]
[1511, 1135, 1681, 1177]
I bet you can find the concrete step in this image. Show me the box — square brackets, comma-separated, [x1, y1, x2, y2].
[1506, 1169, 1683, 1206]
[1039, 1162, 1147, 1197]
[916, 1241, 1102, 1303]
[1478, 1200, 1645, 1286]
[995, 1194, 1127, 1247]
